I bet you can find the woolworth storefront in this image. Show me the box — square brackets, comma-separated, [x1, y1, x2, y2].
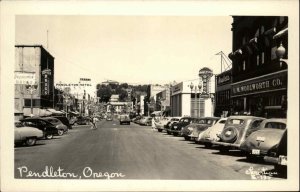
[231, 70, 287, 118]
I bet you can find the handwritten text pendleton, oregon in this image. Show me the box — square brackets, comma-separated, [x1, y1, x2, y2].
[17, 166, 125, 179]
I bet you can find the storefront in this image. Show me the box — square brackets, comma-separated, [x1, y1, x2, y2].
[214, 70, 232, 117]
[170, 81, 213, 117]
[231, 70, 287, 118]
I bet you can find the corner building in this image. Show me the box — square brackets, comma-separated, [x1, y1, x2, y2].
[229, 16, 288, 118]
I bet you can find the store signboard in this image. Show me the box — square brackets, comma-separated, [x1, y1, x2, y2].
[14, 72, 35, 85]
[232, 71, 287, 97]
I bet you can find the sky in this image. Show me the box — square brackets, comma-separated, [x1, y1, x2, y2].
[16, 16, 233, 88]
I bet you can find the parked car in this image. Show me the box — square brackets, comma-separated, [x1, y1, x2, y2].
[240, 118, 287, 161]
[181, 117, 207, 140]
[164, 117, 181, 134]
[20, 117, 59, 139]
[155, 117, 171, 132]
[14, 121, 44, 146]
[264, 129, 287, 176]
[198, 118, 228, 147]
[42, 117, 68, 136]
[212, 116, 265, 152]
[133, 116, 142, 124]
[119, 114, 130, 125]
[139, 117, 152, 126]
[190, 117, 220, 142]
[170, 117, 195, 136]
[52, 116, 72, 129]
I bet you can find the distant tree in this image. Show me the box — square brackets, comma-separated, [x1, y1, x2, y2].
[97, 86, 112, 102]
[120, 83, 129, 89]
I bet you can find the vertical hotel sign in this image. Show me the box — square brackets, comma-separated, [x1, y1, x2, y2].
[42, 69, 52, 95]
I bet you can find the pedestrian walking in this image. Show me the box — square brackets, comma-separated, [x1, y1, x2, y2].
[151, 117, 156, 131]
[91, 115, 98, 130]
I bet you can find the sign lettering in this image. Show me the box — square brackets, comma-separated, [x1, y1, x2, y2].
[232, 73, 287, 96]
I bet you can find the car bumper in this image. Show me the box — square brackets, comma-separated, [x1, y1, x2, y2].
[211, 141, 241, 149]
[264, 155, 287, 166]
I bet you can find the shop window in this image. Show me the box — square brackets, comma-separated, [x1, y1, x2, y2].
[260, 26, 265, 35]
[243, 60, 246, 71]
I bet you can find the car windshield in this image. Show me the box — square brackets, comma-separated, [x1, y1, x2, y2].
[47, 119, 59, 124]
[180, 118, 189, 122]
[171, 118, 179, 121]
[194, 119, 206, 124]
[228, 119, 245, 125]
[264, 122, 286, 130]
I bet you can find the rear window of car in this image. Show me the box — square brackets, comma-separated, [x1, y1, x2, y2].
[15, 122, 23, 127]
[48, 119, 58, 123]
[228, 119, 245, 125]
[219, 120, 227, 124]
[264, 122, 286, 129]
[194, 119, 206, 124]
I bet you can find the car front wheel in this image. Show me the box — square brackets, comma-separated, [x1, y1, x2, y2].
[58, 129, 64, 136]
[25, 137, 36, 146]
[45, 134, 53, 140]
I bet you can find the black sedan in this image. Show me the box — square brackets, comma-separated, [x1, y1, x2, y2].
[20, 117, 59, 139]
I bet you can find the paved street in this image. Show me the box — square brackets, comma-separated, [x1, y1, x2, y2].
[15, 120, 282, 180]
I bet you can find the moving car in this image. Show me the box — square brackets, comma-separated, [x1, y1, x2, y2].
[212, 116, 265, 153]
[190, 117, 220, 143]
[119, 114, 130, 125]
[170, 117, 195, 136]
[43, 117, 68, 136]
[240, 118, 287, 160]
[198, 118, 228, 147]
[20, 117, 59, 139]
[14, 121, 44, 146]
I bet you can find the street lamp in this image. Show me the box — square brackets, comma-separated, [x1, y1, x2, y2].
[25, 82, 38, 116]
[63, 93, 70, 118]
[146, 102, 150, 116]
[210, 93, 215, 117]
[189, 82, 202, 118]
[275, 42, 288, 67]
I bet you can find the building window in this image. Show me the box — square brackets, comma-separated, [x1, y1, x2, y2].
[256, 55, 260, 66]
[243, 60, 246, 71]
[260, 26, 265, 35]
[261, 52, 265, 64]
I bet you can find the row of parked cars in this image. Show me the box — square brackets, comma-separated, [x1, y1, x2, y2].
[151, 115, 287, 175]
[132, 116, 153, 126]
[14, 116, 73, 147]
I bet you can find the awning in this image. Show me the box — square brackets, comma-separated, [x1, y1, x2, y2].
[151, 111, 163, 116]
[273, 28, 288, 39]
[69, 111, 80, 115]
[14, 109, 23, 114]
[23, 108, 52, 117]
[46, 108, 64, 115]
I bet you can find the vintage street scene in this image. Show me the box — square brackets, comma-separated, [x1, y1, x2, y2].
[14, 15, 288, 181]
